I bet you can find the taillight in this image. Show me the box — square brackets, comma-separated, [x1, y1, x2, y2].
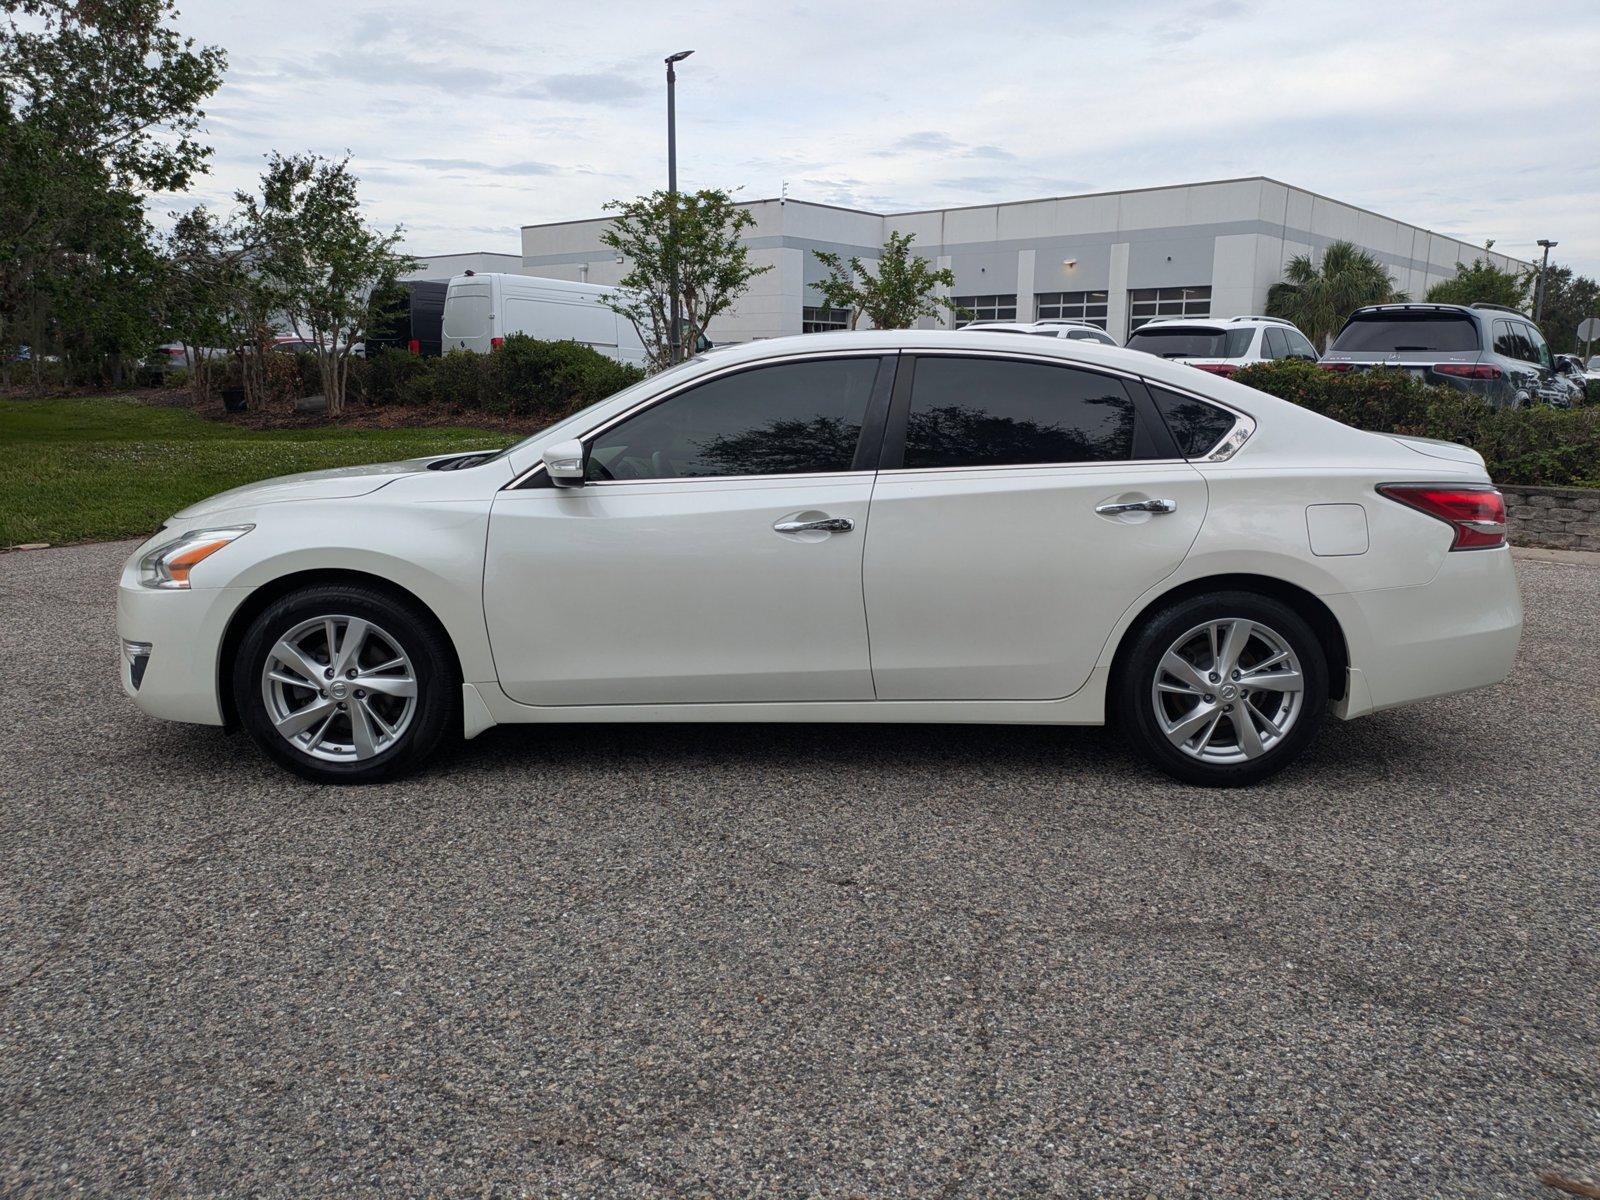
[490, 337, 505, 351]
[1189, 363, 1238, 376]
[1378, 483, 1507, 551]
[1318, 362, 1355, 372]
[1432, 363, 1503, 380]
[407, 338, 421, 355]
[164, 347, 184, 358]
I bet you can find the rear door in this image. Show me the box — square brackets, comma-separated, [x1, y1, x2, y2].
[442, 278, 493, 353]
[861, 352, 1208, 701]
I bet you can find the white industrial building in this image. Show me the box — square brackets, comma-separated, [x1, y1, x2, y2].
[400, 251, 526, 282]
[519, 177, 1532, 344]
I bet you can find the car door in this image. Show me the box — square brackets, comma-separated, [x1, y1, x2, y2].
[483, 353, 893, 706]
[862, 352, 1209, 701]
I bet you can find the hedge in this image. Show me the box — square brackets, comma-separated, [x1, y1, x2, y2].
[1231, 360, 1600, 490]
[348, 334, 646, 423]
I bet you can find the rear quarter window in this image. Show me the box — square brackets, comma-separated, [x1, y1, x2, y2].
[1148, 386, 1238, 457]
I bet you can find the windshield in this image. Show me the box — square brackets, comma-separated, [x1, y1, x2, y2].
[1331, 312, 1480, 354]
[1126, 326, 1252, 359]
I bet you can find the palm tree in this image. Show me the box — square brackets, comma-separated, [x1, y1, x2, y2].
[1266, 241, 1408, 351]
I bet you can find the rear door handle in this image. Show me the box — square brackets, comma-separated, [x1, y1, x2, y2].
[1096, 498, 1177, 515]
[774, 516, 855, 534]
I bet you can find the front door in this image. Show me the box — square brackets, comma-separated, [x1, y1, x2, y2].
[484, 354, 891, 706]
[862, 353, 1208, 701]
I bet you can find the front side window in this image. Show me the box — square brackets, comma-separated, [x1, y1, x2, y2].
[587, 357, 879, 481]
[900, 357, 1135, 469]
[952, 295, 1017, 327]
[1522, 323, 1551, 367]
[1148, 386, 1238, 458]
[1285, 328, 1318, 358]
[1129, 286, 1211, 332]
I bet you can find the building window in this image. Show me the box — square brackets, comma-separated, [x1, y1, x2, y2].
[1128, 286, 1211, 331]
[802, 306, 852, 333]
[951, 294, 1017, 327]
[1035, 290, 1109, 329]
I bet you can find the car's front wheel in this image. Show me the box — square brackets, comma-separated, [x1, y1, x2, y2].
[233, 584, 458, 783]
[1115, 591, 1327, 787]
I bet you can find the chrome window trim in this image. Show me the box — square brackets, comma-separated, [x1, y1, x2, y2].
[502, 344, 1257, 489]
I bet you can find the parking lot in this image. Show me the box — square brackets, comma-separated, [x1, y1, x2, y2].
[1, 540, 1597, 1197]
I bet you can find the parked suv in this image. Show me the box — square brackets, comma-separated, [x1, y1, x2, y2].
[1124, 316, 1318, 377]
[1319, 303, 1566, 408]
[962, 319, 1119, 346]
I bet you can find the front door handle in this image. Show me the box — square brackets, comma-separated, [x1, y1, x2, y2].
[1096, 498, 1177, 515]
[774, 516, 855, 534]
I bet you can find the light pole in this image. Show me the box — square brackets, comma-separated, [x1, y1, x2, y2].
[665, 50, 694, 365]
[1534, 238, 1557, 325]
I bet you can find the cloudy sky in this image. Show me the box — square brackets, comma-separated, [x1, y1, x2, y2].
[166, 0, 1600, 276]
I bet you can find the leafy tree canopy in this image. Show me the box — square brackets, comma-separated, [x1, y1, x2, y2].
[812, 231, 961, 330]
[598, 188, 770, 371]
[1425, 256, 1530, 310]
[1265, 240, 1407, 351]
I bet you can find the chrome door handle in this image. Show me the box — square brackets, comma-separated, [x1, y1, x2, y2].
[774, 516, 855, 534]
[1096, 498, 1177, 515]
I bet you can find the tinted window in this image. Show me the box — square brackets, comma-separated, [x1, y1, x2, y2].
[1286, 329, 1318, 358]
[901, 357, 1134, 469]
[1149, 386, 1238, 458]
[587, 357, 878, 480]
[1126, 325, 1253, 359]
[1264, 328, 1290, 359]
[1331, 313, 1480, 353]
[1523, 323, 1551, 367]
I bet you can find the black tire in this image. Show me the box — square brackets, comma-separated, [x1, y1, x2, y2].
[1114, 590, 1327, 787]
[233, 584, 459, 784]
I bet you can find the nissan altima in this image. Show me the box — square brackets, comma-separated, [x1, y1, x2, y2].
[117, 331, 1522, 787]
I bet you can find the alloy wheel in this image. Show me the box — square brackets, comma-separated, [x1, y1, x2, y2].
[1150, 618, 1305, 763]
[260, 614, 418, 762]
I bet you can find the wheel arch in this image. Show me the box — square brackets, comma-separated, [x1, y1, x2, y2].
[216, 568, 466, 729]
[1106, 573, 1349, 705]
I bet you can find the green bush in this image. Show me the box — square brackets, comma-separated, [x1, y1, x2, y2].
[348, 335, 645, 421]
[1232, 359, 1600, 489]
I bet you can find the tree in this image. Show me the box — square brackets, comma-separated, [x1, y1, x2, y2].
[159, 206, 265, 400]
[598, 188, 769, 371]
[812, 231, 961, 329]
[238, 153, 415, 417]
[1530, 265, 1600, 355]
[1425, 256, 1530, 309]
[0, 0, 225, 385]
[1265, 240, 1408, 351]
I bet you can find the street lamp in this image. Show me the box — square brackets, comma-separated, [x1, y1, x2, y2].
[1534, 238, 1557, 325]
[665, 50, 694, 364]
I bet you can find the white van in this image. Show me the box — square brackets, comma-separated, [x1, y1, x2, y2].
[441, 273, 647, 366]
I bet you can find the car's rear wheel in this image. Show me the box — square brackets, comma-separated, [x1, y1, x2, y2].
[1116, 591, 1327, 787]
[234, 584, 458, 783]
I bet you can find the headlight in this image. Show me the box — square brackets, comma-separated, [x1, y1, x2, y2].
[138, 526, 253, 590]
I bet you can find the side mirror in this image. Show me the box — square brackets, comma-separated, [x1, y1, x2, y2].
[541, 438, 586, 488]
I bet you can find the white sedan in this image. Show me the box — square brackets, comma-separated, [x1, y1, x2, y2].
[117, 331, 1522, 787]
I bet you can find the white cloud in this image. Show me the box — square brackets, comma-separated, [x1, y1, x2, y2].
[165, 0, 1600, 277]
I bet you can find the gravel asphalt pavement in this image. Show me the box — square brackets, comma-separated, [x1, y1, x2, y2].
[1, 540, 1597, 1198]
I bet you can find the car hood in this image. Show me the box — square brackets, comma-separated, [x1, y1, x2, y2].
[171, 456, 442, 520]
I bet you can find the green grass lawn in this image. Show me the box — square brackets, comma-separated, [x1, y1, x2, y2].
[0, 395, 509, 545]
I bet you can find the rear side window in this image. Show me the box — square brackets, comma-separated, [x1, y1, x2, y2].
[1126, 326, 1253, 359]
[443, 290, 490, 338]
[1263, 328, 1290, 359]
[1331, 312, 1480, 353]
[587, 357, 879, 480]
[900, 357, 1135, 469]
[1148, 386, 1238, 458]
